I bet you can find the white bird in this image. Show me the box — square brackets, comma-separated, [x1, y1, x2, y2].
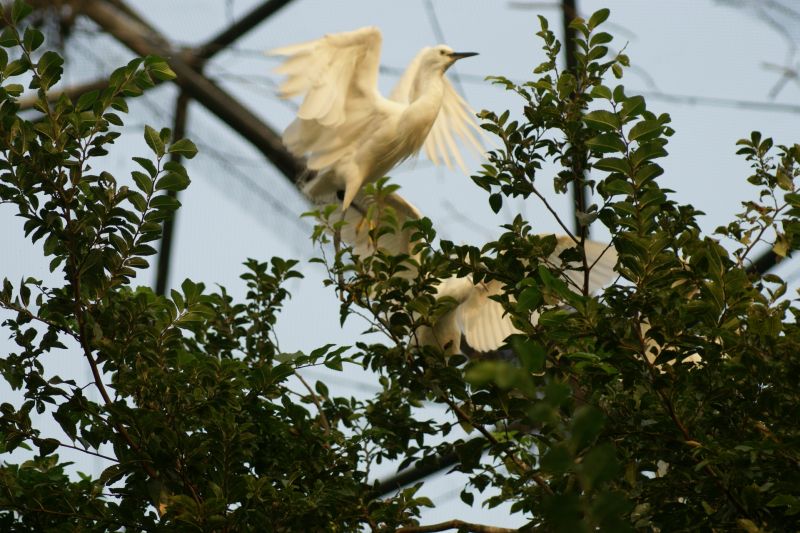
[269, 27, 483, 210]
[417, 239, 618, 354]
[336, 191, 618, 354]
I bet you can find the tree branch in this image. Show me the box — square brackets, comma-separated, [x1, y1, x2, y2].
[396, 519, 518, 533]
[78, 0, 305, 183]
[438, 392, 553, 495]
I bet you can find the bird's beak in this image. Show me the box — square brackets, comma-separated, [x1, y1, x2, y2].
[448, 51, 478, 61]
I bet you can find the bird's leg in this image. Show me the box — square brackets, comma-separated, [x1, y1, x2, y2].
[341, 180, 360, 211]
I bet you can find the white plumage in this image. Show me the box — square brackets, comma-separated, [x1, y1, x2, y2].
[418, 237, 618, 354]
[270, 27, 483, 210]
[337, 191, 618, 354]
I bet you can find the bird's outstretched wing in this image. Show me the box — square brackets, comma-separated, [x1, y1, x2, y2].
[270, 27, 388, 170]
[389, 50, 483, 173]
[270, 26, 382, 126]
[451, 238, 618, 353]
[454, 279, 518, 353]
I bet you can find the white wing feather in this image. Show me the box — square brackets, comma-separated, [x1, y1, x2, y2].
[450, 237, 618, 353]
[270, 27, 387, 170]
[455, 280, 519, 352]
[270, 26, 382, 125]
[390, 50, 484, 173]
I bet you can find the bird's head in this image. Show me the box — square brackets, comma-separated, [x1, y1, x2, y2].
[424, 45, 478, 73]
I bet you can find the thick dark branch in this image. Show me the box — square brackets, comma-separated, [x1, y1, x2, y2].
[370, 445, 463, 499]
[73, 275, 159, 481]
[79, 0, 304, 183]
[194, 0, 295, 60]
[106, 0, 160, 34]
[396, 520, 518, 533]
[747, 249, 779, 275]
[561, 0, 589, 237]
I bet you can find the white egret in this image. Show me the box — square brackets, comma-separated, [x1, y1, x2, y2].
[336, 191, 618, 354]
[416, 238, 618, 354]
[270, 27, 483, 210]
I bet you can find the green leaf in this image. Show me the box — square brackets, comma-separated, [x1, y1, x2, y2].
[168, 138, 198, 159]
[516, 286, 542, 313]
[155, 173, 190, 192]
[557, 72, 577, 99]
[583, 110, 621, 132]
[132, 171, 153, 195]
[22, 27, 43, 52]
[0, 28, 19, 50]
[590, 32, 613, 47]
[75, 90, 100, 112]
[144, 125, 165, 157]
[127, 191, 148, 212]
[630, 141, 667, 167]
[127, 257, 149, 269]
[586, 133, 626, 153]
[571, 405, 605, 450]
[455, 438, 486, 471]
[37, 438, 59, 456]
[151, 194, 180, 210]
[11, 0, 32, 23]
[588, 8, 610, 30]
[133, 156, 158, 177]
[541, 444, 572, 474]
[628, 119, 663, 142]
[4, 58, 28, 78]
[4, 82, 23, 96]
[587, 46, 608, 61]
[620, 95, 645, 119]
[594, 157, 631, 175]
[144, 55, 176, 81]
[37, 51, 63, 89]
[489, 193, 502, 213]
[601, 178, 633, 197]
[590, 85, 612, 100]
[579, 443, 618, 490]
[511, 336, 546, 373]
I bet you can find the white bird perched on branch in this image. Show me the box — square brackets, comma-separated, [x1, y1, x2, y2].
[269, 26, 484, 210]
[335, 190, 618, 354]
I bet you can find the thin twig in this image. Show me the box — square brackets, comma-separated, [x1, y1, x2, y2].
[531, 187, 578, 243]
[294, 370, 331, 434]
[437, 389, 553, 495]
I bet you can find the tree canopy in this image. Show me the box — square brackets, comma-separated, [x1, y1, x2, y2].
[1, 2, 799, 531]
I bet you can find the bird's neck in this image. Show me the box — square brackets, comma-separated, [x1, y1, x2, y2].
[409, 67, 445, 105]
[405, 69, 445, 127]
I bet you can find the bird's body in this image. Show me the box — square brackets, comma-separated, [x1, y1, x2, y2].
[270, 27, 482, 209]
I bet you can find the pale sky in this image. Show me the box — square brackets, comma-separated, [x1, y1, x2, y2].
[2, 0, 799, 528]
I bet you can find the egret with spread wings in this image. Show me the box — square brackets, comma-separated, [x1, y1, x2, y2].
[270, 27, 483, 210]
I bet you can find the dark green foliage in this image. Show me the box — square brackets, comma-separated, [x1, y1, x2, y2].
[0, 4, 407, 531]
[312, 9, 800, 533]
[2, 2, 800, 531]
